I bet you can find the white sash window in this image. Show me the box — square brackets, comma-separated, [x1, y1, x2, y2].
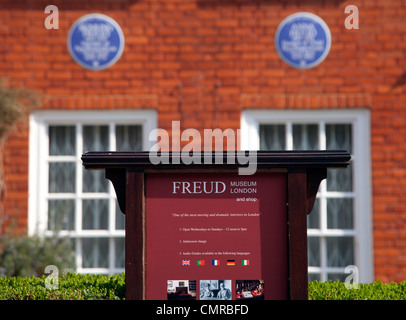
[29, 110, 157, 274]
[241, 110, 372, 282]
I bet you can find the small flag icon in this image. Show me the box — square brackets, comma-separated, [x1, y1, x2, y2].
[227, 260, 235, 266]
[242, 259, 250, 266]
[197, 260, 205, 266]
[212, 259, 220, 266]
[182, 260, 191, 266]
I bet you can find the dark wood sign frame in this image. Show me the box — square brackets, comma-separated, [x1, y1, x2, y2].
[82, 150, 350, 300]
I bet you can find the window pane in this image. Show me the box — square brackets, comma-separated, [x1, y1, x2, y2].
[327, 163, 353, 192]
[116, 125, 142, 151]
[292, 124, 318, 150]
[308, 237, 320, 267]
[308, 198, 320, 229]
[259, 125, 285, 150]
[326, 237, 354, 267]
[82, 199, 109, 230]
[48, 199, 75, 230]
[83, 125, 109, 152]
[49, 126, 75, 156]
[115, 201, 125, 230]
[82, 238, 109, 268]
[49, 162, 76, 193]
[115, 238, 125, 268]
[83, 169, 109, 193]
[308, 273, 320, 282]
[327, 198, 354, 229]
[326, 124, 352, 153]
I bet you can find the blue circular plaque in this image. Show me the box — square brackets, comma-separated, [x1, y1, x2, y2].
[67, 14, 125, 71]
[275, 12, 331, 69]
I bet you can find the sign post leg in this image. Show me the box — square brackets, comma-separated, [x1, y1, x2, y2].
[287, 168, 309, 300]
[125, 169, 146, 300]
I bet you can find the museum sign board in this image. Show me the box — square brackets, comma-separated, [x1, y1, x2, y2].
[82, 151, 350, 300]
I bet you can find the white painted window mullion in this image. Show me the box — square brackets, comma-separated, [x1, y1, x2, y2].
[75, 124, 83, 234]
[286, 122, 293, 150]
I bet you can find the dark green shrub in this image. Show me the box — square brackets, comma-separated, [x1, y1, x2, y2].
[0, 233, 74, 277]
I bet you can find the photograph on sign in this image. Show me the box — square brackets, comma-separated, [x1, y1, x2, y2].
[235, 280, 265, 300]
[200, 280, 232, 300]
[166, 280, 197, 300]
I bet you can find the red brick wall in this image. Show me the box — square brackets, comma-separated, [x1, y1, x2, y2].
[1, 0, 406, 282]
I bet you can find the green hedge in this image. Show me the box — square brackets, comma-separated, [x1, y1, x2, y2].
[309, 280, 406, 300]
[0, 273, 125, 300]
[1, 275, 406, 300]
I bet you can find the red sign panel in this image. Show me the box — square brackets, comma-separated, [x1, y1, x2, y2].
[145, 172, 287, 300]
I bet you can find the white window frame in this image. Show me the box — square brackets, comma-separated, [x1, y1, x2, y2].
[241, 109, 373, 282]
[28, 110, 157, 274]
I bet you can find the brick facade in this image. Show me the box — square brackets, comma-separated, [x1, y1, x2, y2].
[1, 0, 406, 282]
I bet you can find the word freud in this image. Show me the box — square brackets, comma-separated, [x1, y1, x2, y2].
[149, 121, 257, 175]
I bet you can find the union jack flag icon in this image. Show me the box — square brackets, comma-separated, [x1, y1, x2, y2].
[182, 260, 191, 266]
